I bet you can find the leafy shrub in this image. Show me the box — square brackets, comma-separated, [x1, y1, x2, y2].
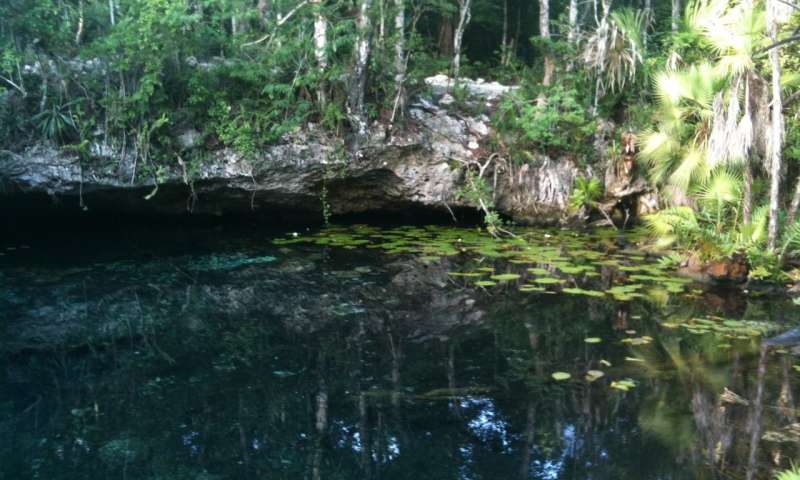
[495, 84, 596, 163]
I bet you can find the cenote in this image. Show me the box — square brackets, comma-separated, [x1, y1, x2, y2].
[2, 222, 800, 480]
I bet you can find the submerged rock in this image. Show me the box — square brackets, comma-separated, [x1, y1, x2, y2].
[679, 253, 750, 284]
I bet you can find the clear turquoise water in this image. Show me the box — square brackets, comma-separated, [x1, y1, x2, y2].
[1, 224, 798, 479]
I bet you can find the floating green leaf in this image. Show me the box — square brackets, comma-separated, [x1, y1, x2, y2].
[585, 370, 605, 382]
[551, 372, 571, 381]
[490, 273, 522, 282]
[610, 379, 636, 391]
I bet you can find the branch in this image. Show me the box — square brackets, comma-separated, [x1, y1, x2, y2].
[784, 89, 800, 110]
[774, 0, 800, 12]
[241, 0, 309, 47]
[0, 73, 26, 96]
[758, 34, 800, 54]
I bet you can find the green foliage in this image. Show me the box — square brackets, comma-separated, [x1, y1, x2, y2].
[496, 84, 596, 162]
[456, 170, 504, 232]
[584, 8, 648, 99]
[569, 177, 604, 211]
[776, 464, 800, 480]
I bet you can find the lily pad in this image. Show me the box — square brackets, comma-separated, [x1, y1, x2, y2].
[551, 372, 571, 381]
[585, 370, 605, 382]
[533, 277, 562, 284]
[490, 273, 522, 282]
[584, 337, 602, 344]
[610, 378, 636, 391]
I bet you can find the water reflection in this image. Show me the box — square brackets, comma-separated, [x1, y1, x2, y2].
[1, 226, 799, 479]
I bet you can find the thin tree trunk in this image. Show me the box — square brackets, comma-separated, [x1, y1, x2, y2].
[536, 0, 553, 107]
[312, 375, 328, 480]
[512, 4, 521, 62]
[519, 402, 536, 480]
[745, 346, 768, 480]
[257, 0, 270, 20]
[540, 0, 553, 87]
[378, 0, 386, 50]
[348, 0, 374, 153]
[75, 0, 84, 45]
[438, 17, 454, 56]
[672, 0, 681, 32]
[787, 177, 800, 225]
[109, 0, 116, 26]
[643, 0, 651, 48]
[452, 0, 472, 80]
[742, 74, 753, 225]
[743, 160, 753, 225]
[568, 0, 579, 43]
[501, 0, 509, 64]
[391, 0, 406, 121]
[311, 0, 328, 107]
[767, 4, 784, 252]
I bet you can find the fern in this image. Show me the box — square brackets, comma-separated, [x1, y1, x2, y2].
[779, 219, 800, 258]
[775, 464, 800, 480]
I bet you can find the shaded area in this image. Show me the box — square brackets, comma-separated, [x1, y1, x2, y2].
[1, 225, 799, 479]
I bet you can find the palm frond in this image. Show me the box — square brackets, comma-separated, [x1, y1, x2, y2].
[695, 167, 742, 206]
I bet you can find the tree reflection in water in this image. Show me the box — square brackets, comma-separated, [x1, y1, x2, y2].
[1, 227, 799, 479]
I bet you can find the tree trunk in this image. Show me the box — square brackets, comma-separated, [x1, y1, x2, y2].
[76, 0, 85, 45]
[671, 0, 681, 33]
[743, 160, 753, 225]
[311, 0, 328, 107]
[540, 0, 553, 87]
[452, 0, 472, 80]
[501, 0, 509, 64]
[568, 0, 579, 43]
[438, 17, 454, 56]
[378, 0, 386, 51]
[767, 5, 784, 252]
[391, 0, 406, 121]
[348, 0, 374, 153]
[257, 0, 270, 19]
[643, 0, 651, 48]
[787, 177, 800, 225]
[109, 0, 116, 26]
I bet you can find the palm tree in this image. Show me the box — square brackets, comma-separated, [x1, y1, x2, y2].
[583, 7, 648, 105]
[639, 62, 727, 201]
[640, 0, 766, 205]
[690, 0, 765, 223]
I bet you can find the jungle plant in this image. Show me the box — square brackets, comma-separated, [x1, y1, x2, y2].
[639, 0, 767, 203]
[583, 8, 648, 103]
[31, 98, 83, 142]
[569, 176, 604, 212]
[495, 83, 596, 161]
[776, 464, 800, 480]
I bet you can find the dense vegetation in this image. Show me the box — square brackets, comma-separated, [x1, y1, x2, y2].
[3, 0, 800, 281]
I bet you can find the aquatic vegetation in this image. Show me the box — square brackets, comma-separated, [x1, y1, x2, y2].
[610, 378, 637, 391]
[274, 225, 698, 306]
[585, 370, 605, 381]
[552, 371, 572, 381]
[490, 273, 522, 282]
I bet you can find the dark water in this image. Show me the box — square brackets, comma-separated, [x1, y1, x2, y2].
[1, 224, 799, 480]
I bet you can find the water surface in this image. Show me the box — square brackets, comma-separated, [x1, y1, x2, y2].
[1, 224, 799, 479]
